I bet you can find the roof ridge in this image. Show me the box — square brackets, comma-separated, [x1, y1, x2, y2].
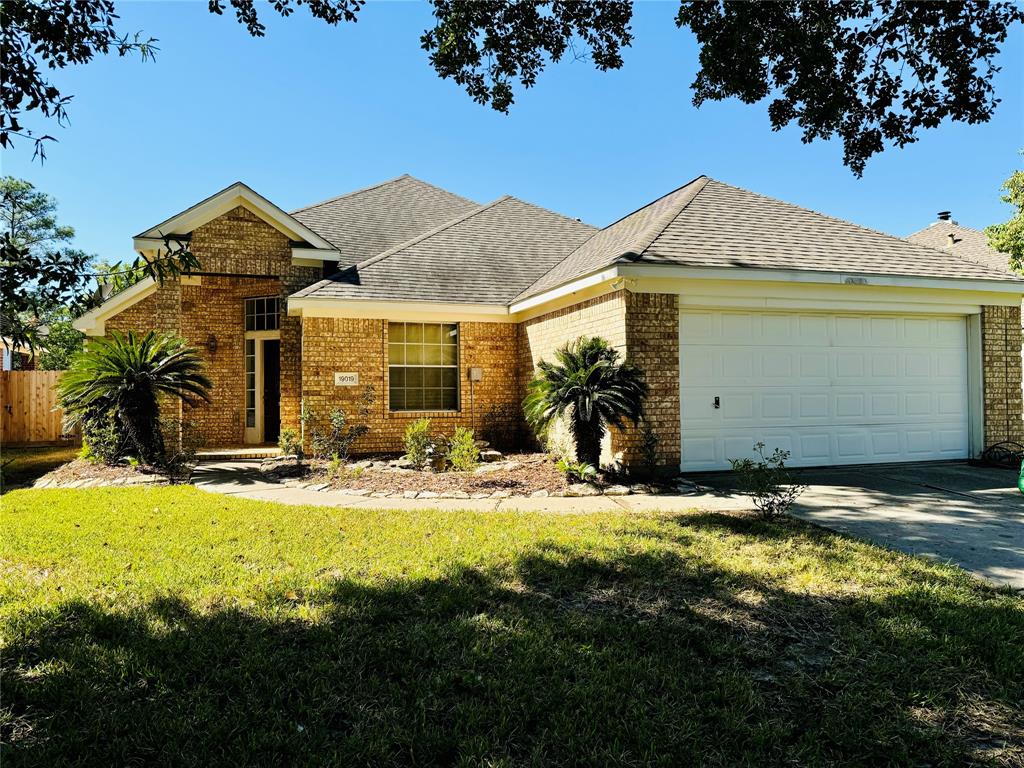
[289, 175, 479, 215]
[629, 176, 710, 260]
[352, 196, 513, 272]
[289, 174, 411, 214]
[703, 178, 1016, 278]
[907, 221, 1017, 278]
[503, 195, 598, 231]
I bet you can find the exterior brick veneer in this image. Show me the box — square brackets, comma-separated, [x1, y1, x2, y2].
[981, 304, 1024, 446]
[104, 207, 322, 447]
[301, 317, 521, 454]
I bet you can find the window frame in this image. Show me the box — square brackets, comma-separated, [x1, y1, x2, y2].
[387, 321, 461, 413]
[244, 295, 280, 332]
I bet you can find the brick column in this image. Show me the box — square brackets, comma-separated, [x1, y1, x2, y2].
[981, 304, 1024, 446]
[616, 291, 681, 472]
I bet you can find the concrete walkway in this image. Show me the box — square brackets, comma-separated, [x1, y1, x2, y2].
[190, 460, 752, 514]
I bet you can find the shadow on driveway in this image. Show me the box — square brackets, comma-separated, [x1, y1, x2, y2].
[692, 462, 1024, 589]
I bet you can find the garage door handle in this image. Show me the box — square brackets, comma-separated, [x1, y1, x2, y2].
[714, 396, 720, 409]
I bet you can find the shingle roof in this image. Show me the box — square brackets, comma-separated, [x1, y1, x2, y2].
[293, 196, 596, 305]
[906, 220, 1017, 277]
[290, 175, 480, 266]
[515, 176, 1021, 302]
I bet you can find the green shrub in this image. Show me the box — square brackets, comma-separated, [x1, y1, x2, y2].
[524, 336, 647, 468]
[79, 411, 124, 465]
[404, 418, 433, 467]
[58, 330, 212, 466]
[447, 427, 479, 472]
[300, 385, 375, 461]
[278, 428, 301, 457]
[639, 419, 660, 478]
[557, 458, 598, 484]
[729, 442, 807, 520]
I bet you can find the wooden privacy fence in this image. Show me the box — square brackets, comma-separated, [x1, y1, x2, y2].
[1, 371, 78, 446]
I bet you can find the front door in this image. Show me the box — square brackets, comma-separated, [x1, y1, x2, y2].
[244, 331, 281, 445]
[262, 339, 281, 444]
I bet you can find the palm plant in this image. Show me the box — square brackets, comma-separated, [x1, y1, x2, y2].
[58, 331, 212, 465]
[523, 336, 648, 469]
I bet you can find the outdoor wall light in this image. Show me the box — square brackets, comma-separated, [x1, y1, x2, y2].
[206, 334, 217, 355]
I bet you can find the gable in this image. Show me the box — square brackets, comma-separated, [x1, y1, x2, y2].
[133, 181, 339, 261]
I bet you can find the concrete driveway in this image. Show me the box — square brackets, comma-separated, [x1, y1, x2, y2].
[698, 462, 1024, 589]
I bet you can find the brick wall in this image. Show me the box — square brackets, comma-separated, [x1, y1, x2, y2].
[301, 317, 521, 455]
[179, 277, 282, 445]
[621, 292, 680, 469]
[519, 291, 629, 464]
[102, 206, 323, 446]
[981, 304, 1024, 446]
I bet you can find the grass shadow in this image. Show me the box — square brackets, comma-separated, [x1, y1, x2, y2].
[3, 532, 1022, 767]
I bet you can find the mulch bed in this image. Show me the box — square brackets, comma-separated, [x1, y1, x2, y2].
[302, 453, 571, 496]
[34, 459, 173, 488]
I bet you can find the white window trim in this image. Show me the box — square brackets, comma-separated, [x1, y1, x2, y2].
[387, 321, 461, 414]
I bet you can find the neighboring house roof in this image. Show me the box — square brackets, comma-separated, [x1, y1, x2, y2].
[906, 220, 1017, 277]
[292, 196, 596, 306]
[290, 175, 481, 267]
[516, 176, 1020, 302]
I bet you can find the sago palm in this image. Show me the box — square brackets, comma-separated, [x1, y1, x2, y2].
[58, 330, 212, 464]
[524, 336, 647, 469]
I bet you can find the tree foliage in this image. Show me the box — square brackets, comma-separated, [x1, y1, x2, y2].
[37, 311, 84, 370]
[986, 167, 1024, 273]
[58, 331, 212, 466]
[1, 1, 157, 161]
[524, 336, 647, 470]
[422, 0, 633, 113]
[676, 1, 1024, 177]
[0, 177, 201, 353]
[0, 176, 94, 350]
[4, 2, 1021, 175]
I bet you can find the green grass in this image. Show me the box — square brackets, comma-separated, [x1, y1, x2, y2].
[0, 444, 79, 490]
[1, 487, 1022, 767]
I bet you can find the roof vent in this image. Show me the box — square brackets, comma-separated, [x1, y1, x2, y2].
[937, 211, 952, 221]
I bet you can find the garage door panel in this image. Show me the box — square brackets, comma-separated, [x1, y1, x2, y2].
[679, 310, 969, 470]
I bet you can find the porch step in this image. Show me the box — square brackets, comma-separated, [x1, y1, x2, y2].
[196, 446, 281, 461]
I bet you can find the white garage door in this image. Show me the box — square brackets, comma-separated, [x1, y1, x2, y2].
[679, 309, 970, 471]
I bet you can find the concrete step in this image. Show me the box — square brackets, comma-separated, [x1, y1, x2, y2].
[196, 447, 280, 461]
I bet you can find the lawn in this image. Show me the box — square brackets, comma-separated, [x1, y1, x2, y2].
[0, 444, 79, 490]
[1, 487, 1022, 767]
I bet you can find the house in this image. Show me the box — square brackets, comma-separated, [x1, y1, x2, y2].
[907, 212, 1019, 277]
[907, 212, 1024, 430]
[73, 175, 1024, 471]
[1, 338, 39, 371]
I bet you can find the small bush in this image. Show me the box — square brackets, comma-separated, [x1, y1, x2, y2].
[301, 386, 375, 461]
[404, 418, 433, 467]
[729, 442, 806, 520]
[278, 428, 301, 457]
[639, 419, 660, 478]
[447, 427, 479, 472]
[327, 454, 342, 476]
[557, 458, 598, 484]
[79, 411, 124, 465]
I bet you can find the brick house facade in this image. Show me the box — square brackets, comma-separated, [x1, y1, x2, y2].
[76, 176, 1024, 472]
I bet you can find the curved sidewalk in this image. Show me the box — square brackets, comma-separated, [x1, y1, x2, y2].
[190, 460, 752, 514]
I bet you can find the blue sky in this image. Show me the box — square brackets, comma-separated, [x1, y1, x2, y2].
[4, 1, 1022, 264]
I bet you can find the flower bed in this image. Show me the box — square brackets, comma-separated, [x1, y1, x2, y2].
[265, 453, 681, 499]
